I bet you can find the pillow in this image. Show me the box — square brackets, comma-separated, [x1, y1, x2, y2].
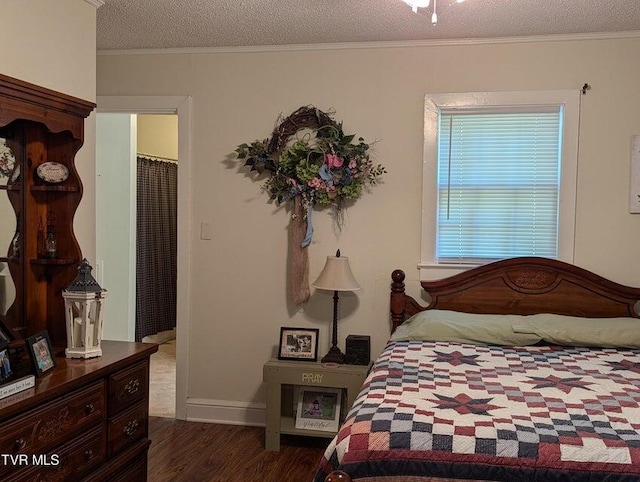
[511, 313, 640, 348]
[390, 309, 542, 346]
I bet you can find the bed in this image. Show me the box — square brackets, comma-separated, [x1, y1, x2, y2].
[314, 257, 640, 482]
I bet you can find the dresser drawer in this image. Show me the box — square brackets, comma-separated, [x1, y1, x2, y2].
[0, 381, 105, 470]
[108, 361, 148, 415]
[108, 401, 147, 457]
[7, 425, 105, 482]
[109, 456, 148, 482]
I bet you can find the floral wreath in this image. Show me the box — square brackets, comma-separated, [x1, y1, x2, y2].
[234, 106, 385, 246]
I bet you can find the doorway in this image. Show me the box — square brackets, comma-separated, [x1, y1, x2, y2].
[95, 96, 192, 421]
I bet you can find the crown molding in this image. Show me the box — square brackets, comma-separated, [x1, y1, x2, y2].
[84, 0, 105, 8]
[97, 30, 640, 56]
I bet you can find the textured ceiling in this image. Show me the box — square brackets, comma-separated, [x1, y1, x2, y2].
[96, 0, 640, 51]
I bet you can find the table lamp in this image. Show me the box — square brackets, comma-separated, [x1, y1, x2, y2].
[312, 250, 361, 364]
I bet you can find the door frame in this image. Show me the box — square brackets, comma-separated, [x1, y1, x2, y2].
[96, 95, 192, 421]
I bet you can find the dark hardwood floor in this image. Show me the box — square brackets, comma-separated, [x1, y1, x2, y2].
[148, 416, 330, 482]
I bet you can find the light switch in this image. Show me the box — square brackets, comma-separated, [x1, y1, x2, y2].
[200, 222, 213, 240]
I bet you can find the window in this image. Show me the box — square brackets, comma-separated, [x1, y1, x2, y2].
[421, 91, 580, 274]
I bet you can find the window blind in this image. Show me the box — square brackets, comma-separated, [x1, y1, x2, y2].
[436, 107, 563, 263]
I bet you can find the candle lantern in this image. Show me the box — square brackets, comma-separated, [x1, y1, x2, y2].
[62, 259, 107, 358]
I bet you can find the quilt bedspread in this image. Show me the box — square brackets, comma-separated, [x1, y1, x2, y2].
[314, 341, 640, 481]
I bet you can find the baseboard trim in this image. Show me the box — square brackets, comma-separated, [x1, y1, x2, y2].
[185, 398, 266, 426]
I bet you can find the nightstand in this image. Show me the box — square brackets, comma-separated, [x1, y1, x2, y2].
[263, 358, 371, 451]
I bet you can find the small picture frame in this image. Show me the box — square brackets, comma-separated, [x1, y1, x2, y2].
[0, 341, 13, 383]
[26, 331, 55, 377]
[278, 327, 319, 362]
[295, 387, 342, 432]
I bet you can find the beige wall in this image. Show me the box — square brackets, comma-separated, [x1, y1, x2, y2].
[137, 114, 179, 160]
[97, 36, 640, 419]
[1, 0, 98, 263]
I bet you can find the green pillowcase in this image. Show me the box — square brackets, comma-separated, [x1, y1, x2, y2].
[511, 313, 640, 348]
[391, 309, 543, 346]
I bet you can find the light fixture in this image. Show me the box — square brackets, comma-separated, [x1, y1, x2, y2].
[403, 0, 464, 26]
[62, 259, 108, 359]
[402, 0, 430, 13]
[312, 250, 361, 364]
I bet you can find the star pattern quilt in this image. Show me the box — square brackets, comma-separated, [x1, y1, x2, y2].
[314, 341, 640, 481]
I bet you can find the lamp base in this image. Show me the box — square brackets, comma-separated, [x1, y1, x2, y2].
[321, 346, 345, 364]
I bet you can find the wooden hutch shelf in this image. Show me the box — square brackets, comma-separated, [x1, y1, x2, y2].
[0, 73, 156, 481]
[29, 258, 78, 266]
[30, 185, 80, 192]
[0, 73, 94, 347]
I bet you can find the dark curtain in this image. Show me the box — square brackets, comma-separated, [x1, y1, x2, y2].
[136, 156, 177, 341]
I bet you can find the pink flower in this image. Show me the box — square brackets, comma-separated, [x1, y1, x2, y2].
[348, 159, 357, 170]
[325, 153, 343, 169]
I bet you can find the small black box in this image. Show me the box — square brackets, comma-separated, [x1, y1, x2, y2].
[345, 335, 370, 366]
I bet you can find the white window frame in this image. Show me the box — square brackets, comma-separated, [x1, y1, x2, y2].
[420, 91, 580, 280]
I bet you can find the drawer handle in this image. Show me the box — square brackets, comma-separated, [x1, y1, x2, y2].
[123, 420, 140, 437]
[14, 438, 26, 452]
[124, 379, 140, 395]
[85, 449, 94, 461]
[85, 403, 95, 415]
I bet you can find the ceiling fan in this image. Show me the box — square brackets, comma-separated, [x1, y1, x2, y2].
[402, 0, 465, 25]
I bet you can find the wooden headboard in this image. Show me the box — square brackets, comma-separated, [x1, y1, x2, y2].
[390, 257, 640, 333]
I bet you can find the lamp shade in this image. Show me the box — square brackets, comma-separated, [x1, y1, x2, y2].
[312, 253, 361, 292]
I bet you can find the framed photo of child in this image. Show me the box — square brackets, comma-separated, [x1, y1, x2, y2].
[26, 331, 56, 377]
[0, 341, 13, 383]
[295, 387, 342, 432]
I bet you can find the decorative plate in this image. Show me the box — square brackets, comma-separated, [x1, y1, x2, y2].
[0, 137, 16, 178]
[36, 162, 69, 184]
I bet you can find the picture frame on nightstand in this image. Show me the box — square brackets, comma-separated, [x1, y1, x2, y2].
[278, 327, 319, 361]
[295, 386, 341, 432]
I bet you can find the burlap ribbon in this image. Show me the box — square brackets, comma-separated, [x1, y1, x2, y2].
[288, 196, 310, 304]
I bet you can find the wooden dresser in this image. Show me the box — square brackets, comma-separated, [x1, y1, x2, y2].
[0, 341, 158, 481]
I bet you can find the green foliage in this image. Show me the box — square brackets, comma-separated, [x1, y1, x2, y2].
[234, 107, 386, 214]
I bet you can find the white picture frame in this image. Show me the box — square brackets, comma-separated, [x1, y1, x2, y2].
[295, 387, 342, 432]
[629, 135, 640, 213]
